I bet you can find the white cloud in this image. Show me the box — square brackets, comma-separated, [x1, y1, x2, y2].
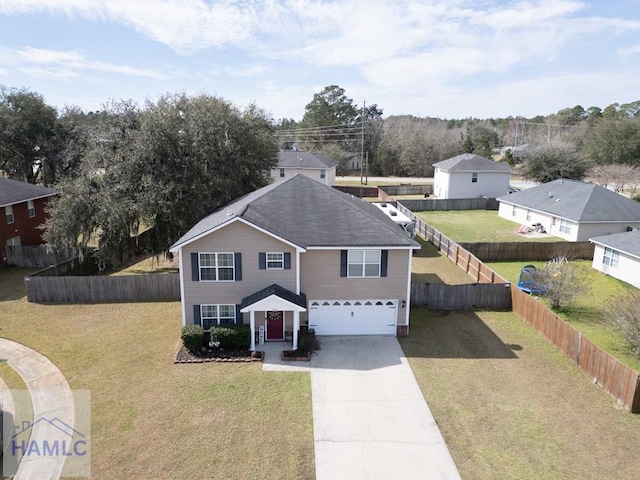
[0, 46, 168, 80]
[618, 43, 640, 56]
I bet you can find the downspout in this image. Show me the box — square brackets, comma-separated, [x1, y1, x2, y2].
[178, 248, 186, 326]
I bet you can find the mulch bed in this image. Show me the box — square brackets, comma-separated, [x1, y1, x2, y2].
[281, 350, 312, 362]
[174, 345, 263, 364]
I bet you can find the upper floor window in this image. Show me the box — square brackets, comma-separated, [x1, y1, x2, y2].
[199, 252, 235, 281]
[27, 200, 35, 218]
[266, 252, 284, 270]
[320, 169, 326, 179]
[603, 247, 619, 268]
[348, 250, 381, 278]
[5, 205, 14, 224]
[471, 172, 478, 183]
[279, 168, 285, 178]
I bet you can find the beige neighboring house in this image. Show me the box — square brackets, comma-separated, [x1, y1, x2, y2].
[272, 151, 337, 186]
[497, 178, 640, 241]
[169, 174, 420, 350]
[590, 230, 640, 288]
[433, 153, 511, 199]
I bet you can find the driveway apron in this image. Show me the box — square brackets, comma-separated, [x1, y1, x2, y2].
[311, 336, 461, 480]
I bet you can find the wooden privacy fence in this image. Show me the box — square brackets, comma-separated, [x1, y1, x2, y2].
[511, 287, 640, 413]
[25, 273, 180, 303]
[399, 197, 499, 212]
[411, 282, 511, 310]
[459, 241, 595, 261]
[4, 245, 71, 268]
[332, 185, 379, 198]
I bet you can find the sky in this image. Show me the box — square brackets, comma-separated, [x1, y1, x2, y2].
[1, 0, 639, 121]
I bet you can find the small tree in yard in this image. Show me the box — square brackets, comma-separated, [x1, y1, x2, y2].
[533, 258, 589, 310]
[607, 290, 640, 357]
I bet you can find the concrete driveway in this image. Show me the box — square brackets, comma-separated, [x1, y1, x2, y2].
[311, 336, 461, 480]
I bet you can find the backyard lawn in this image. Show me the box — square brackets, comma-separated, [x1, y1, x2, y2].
[0, 268, 314, 480]
[486, 259, 640, 372]
[416, 210, 558, 243]
[412, 236, 475, 285]
[401, 309, 640, 480]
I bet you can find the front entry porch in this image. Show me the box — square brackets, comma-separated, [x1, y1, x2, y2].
[240, 284, 307, 351]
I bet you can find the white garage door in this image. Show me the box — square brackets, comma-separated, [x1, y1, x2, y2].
[308, 300, 397, 335]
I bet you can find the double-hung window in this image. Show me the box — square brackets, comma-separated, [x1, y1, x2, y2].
[526, 209, 531, 221]
[559, 219, 572, 235]
[266, 252, 284, 270]
[27, 200, 36, 218]
[348, 250, 381, 278]
[199, 252, 235, 281]
[602, 247, 619, 268]
[279, 168, 285, 178]
[200, 305, 236, 330]
[471, 172, 478, 183]
[511, 205, 517, 217]
[5, 205, 14, 224]
[320, 169, 326, 179]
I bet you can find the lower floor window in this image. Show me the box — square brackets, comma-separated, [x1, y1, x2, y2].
[201, 304, 235, 330]
[6, 236, 21, 246]
[602, 247, 619, 268]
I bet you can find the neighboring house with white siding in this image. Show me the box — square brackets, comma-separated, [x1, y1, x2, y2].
[271, 151, 337, 186]
[169, 174, 420, 351]
[433, 153, 511, 199]
[497, 179, 640, 241]
[590, 230, 640, 288]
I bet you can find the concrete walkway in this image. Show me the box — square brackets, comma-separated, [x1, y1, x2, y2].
[311, 336, 461, 480]
[0, 338, 75, 480]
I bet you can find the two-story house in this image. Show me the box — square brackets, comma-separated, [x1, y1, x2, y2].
[433, 153, 511, 199]
[0, 178, 56, 264]
[169, 174, 420, 350]
[271, 151, 337, 186]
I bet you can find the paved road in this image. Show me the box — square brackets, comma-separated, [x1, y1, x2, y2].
[0, 338, 75, 480]
[311, 337, 462, 480]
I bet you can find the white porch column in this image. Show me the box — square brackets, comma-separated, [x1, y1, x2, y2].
[293, 310, 300, 351]
[250, 310, 256, 351]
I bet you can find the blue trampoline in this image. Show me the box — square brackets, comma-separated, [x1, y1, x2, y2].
[517, 264, 547, 294]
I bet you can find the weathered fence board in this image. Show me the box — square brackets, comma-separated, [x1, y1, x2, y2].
[25, 273, 180, 303]
[411, 283, 511, 310]
[4, 245, 70, 268]
[459, 241, 595, 261]
[399, 197, 499, 211]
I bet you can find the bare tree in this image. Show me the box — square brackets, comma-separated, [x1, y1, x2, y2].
[533, 258, 590, 310]
[588, 163, 638, 193]
[607, 290, 640, 357]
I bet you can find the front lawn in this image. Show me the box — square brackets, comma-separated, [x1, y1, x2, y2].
[486, 259, 640, 372]
[400, 309, 640, 480]
[0, 267, 314, 480]
[416, 210, 558, 243]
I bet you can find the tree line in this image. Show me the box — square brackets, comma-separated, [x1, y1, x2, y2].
[2, 84, 640, 266]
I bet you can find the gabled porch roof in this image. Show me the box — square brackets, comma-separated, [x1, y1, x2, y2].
[240, 284, 307, 313]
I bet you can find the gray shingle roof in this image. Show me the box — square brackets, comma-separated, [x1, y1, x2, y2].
[171, 174, 419, 250]
[0, 178, 56, 208]
[433, 153, 511, 173]
[277, 151, 337, 169]
[590, 230, 640, 259]
[497, 179, 640, 222]
[240, 284, 307, 309]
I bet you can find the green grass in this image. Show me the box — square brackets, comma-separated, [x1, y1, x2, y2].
[486, 259, 640, 372]
[416, 210, 558, 243]
[109, 253, 179, 276]
[411, 236, 475, 285]
[0, 267, 314, 480]
[400, 309, 640, 480]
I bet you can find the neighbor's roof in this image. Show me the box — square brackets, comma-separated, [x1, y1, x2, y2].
[433, 153, 511, 173]
[0, 177, 56, 208]
[497, 178, 640, 222]
[277, 151, 337, 169]
[171, 174, 419, 251]
[590, 230, 640, 260]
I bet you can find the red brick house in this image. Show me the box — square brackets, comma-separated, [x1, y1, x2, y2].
[0, 177, 56, 264]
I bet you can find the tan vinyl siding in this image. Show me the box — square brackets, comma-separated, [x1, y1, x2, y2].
[183, 220, 297, 325]
[300, 249, 410, 325]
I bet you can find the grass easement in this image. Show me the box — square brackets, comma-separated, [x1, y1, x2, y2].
[416, 210, 558, 243]
[400, 309, 640, 480]
[486, 260, 640, 372]
[0, 267, 314, 480]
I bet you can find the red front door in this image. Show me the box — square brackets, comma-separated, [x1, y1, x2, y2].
[266, 311, 284, 340]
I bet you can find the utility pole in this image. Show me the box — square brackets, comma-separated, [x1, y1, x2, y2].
[360, 100, 367, 185]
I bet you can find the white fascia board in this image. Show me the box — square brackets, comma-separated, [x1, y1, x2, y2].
[169, 216, 306, 253]
[305, 245, 417, 250]
[240, 294, 307, 313]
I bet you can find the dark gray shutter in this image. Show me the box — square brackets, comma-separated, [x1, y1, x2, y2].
[193, 305, 201, 327]
[235, 305, 243, 325]
[284, 252, 291, 269]
[381, 250, 388, 277]
[191, 253, 199, 281]
[259, 252, 266, 269]
[234, 253, 242, 281]
[340, 250, 348, 277]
